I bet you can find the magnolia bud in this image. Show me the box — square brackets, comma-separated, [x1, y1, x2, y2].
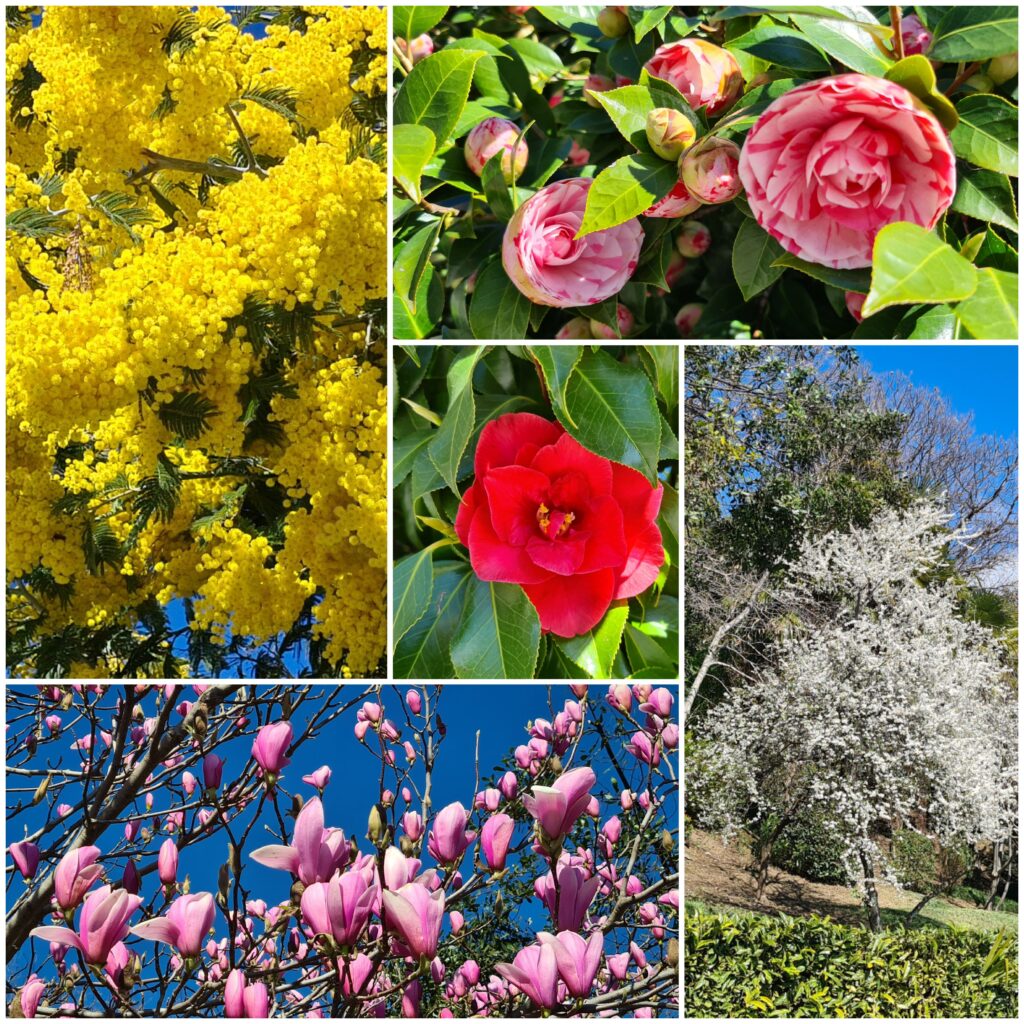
[660, 829, 674, 853]
[676, 220, 711, 258]
[191, 706, 208, 738]
[555, 316, 593, 340]
[33, 774, 51, 805]
[584, 74, 615, 107]
[228, 842, 241, 879]
[645, 107, 696, 161]
[549, 754, 563, 774]
[291, 794, 304, 818]
[674, 302, 704, 338]
[464, 117, 529, 183]
[218, 862, 230, 906]
[666, 938, 679, 967]
[680, 138, 742, 204]
[590, 303, 635, 340]
[367, 804, 385, 845]
[988, 51, 1018, 84]
[597, 6, 629, 38]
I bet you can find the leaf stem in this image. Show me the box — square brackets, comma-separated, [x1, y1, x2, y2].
[889, 6, 904, 60]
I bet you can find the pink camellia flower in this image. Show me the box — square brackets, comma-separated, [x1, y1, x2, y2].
[130, 892, 216, 958]
[583, 73, 615, 107]
[646, 106, 697, 161]
[644, 39, 743, 115]
[496, 941, 560, 1009]
[464, 117, 529, 183]
[427, 802, 475, 867]
[643, 179, 702, 219]
[589, 303, 635, 340]
[250, 797, 348, 885]
[567, 140, 590, 167]
[302, 765, 332, 791]
[251, 721, 292, 778]
[405, 689, 422, 715]
[845, 291, 867, 322]
[900, 13, 932, 56]
[381, 882, 445, 960]
[10, 840, 40, 880]
[625, 731, 661, 766]
[522, 766, 597, 844]
[681, 138, 742, 203]
[455, 413, 664, 637]
[203, 754, 224, 791]
[555, 316, 592, 339]
[540, 929, 604, 998]
[502, 178, 644, 307]
[739, 73, 956, 269]
[225, 969, 270, 1019]
[499, 770, 518, 800]
[20, 976, 45, 1018]
[535, 862, 600, 931]
[54, 846, 104, 911]
[158, 838, 178, 887]
[32, 885, 142, 965]
[674, 301, 704, 337]
[481, 813, 515, 873]
[301, 872, 378, 947]
[676, 220, 711, 258]
[662, 250, 688, 292]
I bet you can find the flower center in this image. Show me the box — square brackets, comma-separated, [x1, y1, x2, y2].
[536, 502, 575, 540]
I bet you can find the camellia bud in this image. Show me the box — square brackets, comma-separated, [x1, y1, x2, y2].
[965, 73, 994, 93]
[988, 51, 1018, 84]
[464, 117, 529, 183]
[555, 316, 593, 340]
[590, 303, 635, 340]
[845, 291, 866, 323]
[680, 137, 743, 204]
[405, 33, 434, 65]
[676, 220, 711, 258]
[584, 73, 615, 107]
[645, 107, 696, 161]
[597, 6, 629, 38]
[674, 302, 704, 338]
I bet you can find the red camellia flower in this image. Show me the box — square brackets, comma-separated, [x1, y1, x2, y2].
[455, 413, 664, 637]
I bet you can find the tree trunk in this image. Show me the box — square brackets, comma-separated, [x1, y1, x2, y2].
[985, 840, 1003, 911]
[860, 852, 882, 932]
[754, 813, 791, 902]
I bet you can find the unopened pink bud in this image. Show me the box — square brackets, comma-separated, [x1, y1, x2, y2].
[464, 117, 529, 183]
[680, 138, 742, 204]
[674, 302, 704, 338]
[845, 291, 866, 322]
[646, 107, 697, 161]
[405, 689, 422, 715]
[584, 74, 615, 107]
[589, 303, 635, 340]
[676, 220, 711, 258]
[555, 316, 593, 339]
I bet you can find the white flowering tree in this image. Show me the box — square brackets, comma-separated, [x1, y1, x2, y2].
[690, 501, 1017, 931]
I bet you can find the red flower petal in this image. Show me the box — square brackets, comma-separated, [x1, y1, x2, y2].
[469, 507, 550, 585]
[613, 522, 665, 599]
[454, 483, 480, 547]
[532, 433, 613, 496]
[523, 569, 616, 637]
[484, 466, 550, 545]
[578, 494, 627, 572]
[526, 532, 588, 575]
[476, 413, 563, 476]
[611, 464, 663, 522]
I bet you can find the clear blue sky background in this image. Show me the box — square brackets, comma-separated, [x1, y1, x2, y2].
[855, 345, 1018, 440]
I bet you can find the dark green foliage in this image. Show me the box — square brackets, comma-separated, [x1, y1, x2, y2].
[686, 908, 1019, 1018]
[89, 191, 156, 241]
[9, 59, 43, 129]
[240, 85, 300, 122]
[754, 812, 849, 886]
[80, 518, 122, 575]
[6, 205, 68, 240]
[151, 85, 178, 121]
[892, 831, 940, 893]
[156, 392, 220, 440]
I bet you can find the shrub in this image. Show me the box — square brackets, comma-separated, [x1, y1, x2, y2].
[892, 830, 939, 891]
[685, 907, 1018, 1018]
[754, 811, 849, 886]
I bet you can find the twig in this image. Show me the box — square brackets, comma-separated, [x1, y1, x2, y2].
[889, 6, 904, 60]
[945, 61, 983, 96]
[226, 104, 269, 180]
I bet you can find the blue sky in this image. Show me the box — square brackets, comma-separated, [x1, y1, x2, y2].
[855, 345, 1018, 440]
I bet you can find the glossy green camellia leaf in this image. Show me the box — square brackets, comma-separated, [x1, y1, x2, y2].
[728, 25, 831, 73]
[428, 347, 484, 496]
[450, 577, 541, 678]
[394, 49, 488, 147]
[624, 623, 676, 676]
[771, 252, 872, 294]
[469, 259, 533, 340]
[928, 6, 1018, 62]
[861, 223, 978, 317]
[556, 602, 630, 679]
[394, 430, 433, 487]
[732, 218, 786, 301]
[394, 561, 471, 678]
[577, 153, 678, 237]
[630, 6, 671, 42]
[394, 542, 448, 644]
[528, 345, 582, 424]
[955, 268, 1018, 340]
[562, 349, 662, 483]
[641, 344, 679, 412]
[480, 151, 514, 222]
[394, 5, 449, 42]
[951, 169, 1018, 232]
[393, 251, 443, 339]
[393, 123, 436, 202]
[590, 85, 659, 152]
[950, 94, 1018, 177]
[534, 6, 604, 36]
[789, 10, 892, 76]
[394, 218, 443, 308]
[883, 55, 958, 132]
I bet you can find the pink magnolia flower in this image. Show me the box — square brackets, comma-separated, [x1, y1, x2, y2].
[739, 74, 956, 269]
[32, 885, 142, 965]
[130, 892, 215, 957]
[402, 811, 424, 842]
[643, 179, 702, 219]
[20, 976, 45, 1018]
[405, 689, 422, 715]
[644, 39, 743, 115]
[535, 863, 600, 931]
[338, 952, 376, 997]
[302, 765, 332, 791]
[402, 979, 422, 1017]
[104, 941, 129, 989]
[301, 872, 378, 947]
[620, 790, 635, 810]
[502, 178, 644, 307]
[45, 714, 62, 734]
[464, 117, 529, 182]
[158, 838, 178, 886]
[122, 860, 141, 895]
[499, 771, 519, 800]
[626, 731, 661, 766]
[540, 929, 604, 998]
[639, 687, 674, 717]
[225, 969, 270, 1018]
[381, 883, 445, 959]
[427, 802, 475, 867]
[603, 815, 622, 845]
[182, 771, 198, 796]
[203, 754, 224, 790]
[54, 846, 104, 911]
[449, 909, 465, 934]
[900, 13, 933, 56]
[481, 813, 515, 873]
[522, 766, 597, 844]
[607, 684, 632, 712]
[662, 723, 680, 748]
[251, 721, 292, 777]
[250, 797, 348, 885]
[495, 941, 560, 1009]
[10, 840, 39, 880]
[607, 950, 631, 980]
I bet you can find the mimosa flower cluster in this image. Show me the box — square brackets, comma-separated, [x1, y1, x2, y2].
[6, 6, 387, 677]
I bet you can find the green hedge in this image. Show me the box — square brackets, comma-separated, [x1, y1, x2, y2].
[685, 908, 1018, 1018]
